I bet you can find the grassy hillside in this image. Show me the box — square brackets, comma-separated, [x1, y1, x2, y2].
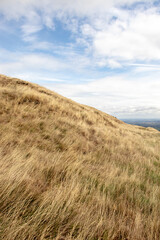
[0, 74, 160, 240]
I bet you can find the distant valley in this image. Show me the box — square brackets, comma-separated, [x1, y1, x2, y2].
[122, 119, 160, 131]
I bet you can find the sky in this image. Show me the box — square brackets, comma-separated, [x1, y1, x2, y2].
[0, 0, 160, 119]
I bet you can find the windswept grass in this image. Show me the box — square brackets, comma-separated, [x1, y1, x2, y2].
[0, 74, 160, 240]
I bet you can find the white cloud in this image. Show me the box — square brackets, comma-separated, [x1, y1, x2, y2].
[0, 0, 158, 66]
[21, 24, 42, 36]
[48, 72, 160, 118]
[92, 7, 160, 61]
[96, 58, 122, 68]
[107, 59, 122, 68]
[0, 47, 94, 78]
[0, 0, 154, 35]
[0, 0, 153, 17]
[0, 52, 68, 75]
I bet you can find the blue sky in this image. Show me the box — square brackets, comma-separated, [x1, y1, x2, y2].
[0, 0, 160, 119]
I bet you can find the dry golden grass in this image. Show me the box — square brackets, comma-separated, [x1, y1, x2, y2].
[0, 74, 160, 240]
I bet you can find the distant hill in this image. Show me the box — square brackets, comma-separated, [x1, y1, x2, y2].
[0, 74, 160, 240]
[123, 119, 160, 131]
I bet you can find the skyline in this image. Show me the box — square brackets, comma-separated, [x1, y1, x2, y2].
[0, 0, 160, 119]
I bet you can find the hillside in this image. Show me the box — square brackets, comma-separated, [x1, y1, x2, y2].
[0, 74, 160, 240]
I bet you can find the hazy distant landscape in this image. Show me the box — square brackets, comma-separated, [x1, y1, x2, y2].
[122, 119, 160, 131]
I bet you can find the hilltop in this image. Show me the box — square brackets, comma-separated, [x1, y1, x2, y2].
[0, 74, 160, 240]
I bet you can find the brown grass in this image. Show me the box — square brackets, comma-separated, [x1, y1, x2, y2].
[0, 74, 160, 240]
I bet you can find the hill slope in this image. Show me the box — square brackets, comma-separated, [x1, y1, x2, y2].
[0, 74, 160, 240]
